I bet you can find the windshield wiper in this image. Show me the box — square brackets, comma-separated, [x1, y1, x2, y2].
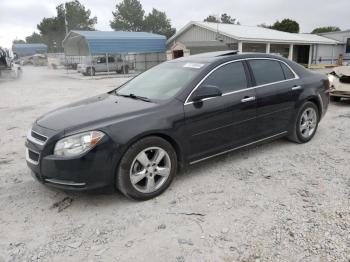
[116, 92, 151, 102]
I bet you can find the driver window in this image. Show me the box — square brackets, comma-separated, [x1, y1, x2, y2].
[200, 62, 247, 94]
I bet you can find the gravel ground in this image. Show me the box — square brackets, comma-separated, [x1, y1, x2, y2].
[0, 66, 349, 262]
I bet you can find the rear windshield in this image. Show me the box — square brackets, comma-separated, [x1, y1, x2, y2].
[116, 61, 206, 101]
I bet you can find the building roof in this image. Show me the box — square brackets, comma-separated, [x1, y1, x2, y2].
[319, 30, 350, 44]
[168, 21, 340, 45]
[319, 30, 350, 35]
[12, 43, 48, 56]
[62, 30, 166, 56]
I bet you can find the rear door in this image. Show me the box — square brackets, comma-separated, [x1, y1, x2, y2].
[107, 56, 117, 71]
[95, 57, 106, 72]
[247, 59, 300, 139]
[184, 61, 257, 163]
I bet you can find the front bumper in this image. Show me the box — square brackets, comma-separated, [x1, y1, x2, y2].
[330, 90, 350, 98]
[25, 125, 118, 191]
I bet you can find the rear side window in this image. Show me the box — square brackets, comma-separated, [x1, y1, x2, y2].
[280, 62, 295, 79]
[108, 57, 115, 63]
[200, 62, 247, 93]
[249, 60, 285, 85]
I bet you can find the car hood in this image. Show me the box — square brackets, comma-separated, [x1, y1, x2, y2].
[333, 66, 350, 77]
[36, 93, 157, 132]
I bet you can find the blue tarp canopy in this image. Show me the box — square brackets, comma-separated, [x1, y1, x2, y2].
[62, 30, 166, 56]
[12, 43, 48, 57]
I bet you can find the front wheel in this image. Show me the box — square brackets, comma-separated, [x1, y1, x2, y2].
[116, 137, 177, 200]
[288, 102, 319, 143]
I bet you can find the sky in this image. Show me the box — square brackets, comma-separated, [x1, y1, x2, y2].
[0, 0, 349, 48]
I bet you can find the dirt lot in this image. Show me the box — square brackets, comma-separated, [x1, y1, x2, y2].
[0, 67, 349, 262]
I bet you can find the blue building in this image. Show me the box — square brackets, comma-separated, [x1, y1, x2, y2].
[62, 30, 166, 56]
[12, 43, 48, 57]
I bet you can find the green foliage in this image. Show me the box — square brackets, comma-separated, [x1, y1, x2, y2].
[143, 9, 176, 39]
[257, 23, 271, 28]
[270, 18, 300, 33]
[36, 0, 97, 52]
[311, 26, 341, 34]
[25, 32, 44, 44]
[220, 13, 239, 24]
[204, 15, 220, 23]
[110, 0, 176, 38]
[110, 0, 145, 31]
[204, 14, 240, 25]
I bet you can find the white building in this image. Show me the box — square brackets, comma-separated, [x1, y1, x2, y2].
[167, 21, 342, 66]
[319, 30, 350, 64]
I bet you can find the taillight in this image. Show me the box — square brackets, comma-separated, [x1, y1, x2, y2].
[323, 78, 330, 90]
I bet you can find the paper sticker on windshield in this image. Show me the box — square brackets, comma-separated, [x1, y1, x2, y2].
[183, 63, 204, 69]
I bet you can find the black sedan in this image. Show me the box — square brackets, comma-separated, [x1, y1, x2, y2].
[26, 51, 330, 200]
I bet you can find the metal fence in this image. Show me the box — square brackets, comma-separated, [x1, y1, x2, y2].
[47, 52, 166, 77]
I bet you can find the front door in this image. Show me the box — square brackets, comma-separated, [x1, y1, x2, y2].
[184, 61, 257, 163]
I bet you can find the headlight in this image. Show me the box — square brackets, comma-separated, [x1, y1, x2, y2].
[54, 131, 105, 157]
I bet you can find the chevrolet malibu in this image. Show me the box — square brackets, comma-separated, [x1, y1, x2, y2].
[26, 51, 330, 200]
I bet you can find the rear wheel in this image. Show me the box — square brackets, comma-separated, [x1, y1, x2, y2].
[288, 102, 319, 143]
[86, 67, 95, 76]
[116, 137, 177, 200]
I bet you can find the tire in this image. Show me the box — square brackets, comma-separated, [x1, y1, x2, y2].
[116, 136, 177, 200]
[124, 65, 129, 74]
[330, 96, 341, 102]
[288, 101, 319, 143]
[86, 67, 95, 76]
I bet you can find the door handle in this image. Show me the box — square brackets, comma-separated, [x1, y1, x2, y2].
[292, 85, 302, 91]
[241, 96, 256, 103]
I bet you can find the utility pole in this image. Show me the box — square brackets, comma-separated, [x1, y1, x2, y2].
[64, 2, 69, 36]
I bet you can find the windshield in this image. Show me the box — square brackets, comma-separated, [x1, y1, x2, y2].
[116, 61, 206, 101]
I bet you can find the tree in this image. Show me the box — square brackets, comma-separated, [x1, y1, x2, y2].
[270, 18, 299, 33]
[110, 1, 176, 39]
[36, 0, 97, 52]
[257, 23, 271, 29]
[221, 13, 239, 24]
[110, 0, 145, 31]
[143, 8, 176, 38]
[204, 15, 220, 23]
[12, 39, 26, 44]
[204, 14, 240, 24]
[311, 26, 341, 34]
[25, 32, 43, 43]
[56, 1, 97, 32]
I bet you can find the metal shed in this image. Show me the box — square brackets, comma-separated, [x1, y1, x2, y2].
[12, 43, 48, 57]
[62, 30, 166, 56]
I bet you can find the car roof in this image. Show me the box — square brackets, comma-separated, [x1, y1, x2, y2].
[168, 51, 290, 64]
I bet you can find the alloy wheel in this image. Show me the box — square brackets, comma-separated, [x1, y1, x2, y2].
[299, 107, 317, 139]
[129, 147, 171, 193]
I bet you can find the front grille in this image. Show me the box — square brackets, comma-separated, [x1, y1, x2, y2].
[340, 76, 350, 84]
[31, 131, 47, 143]
[27, 149, 40, 164]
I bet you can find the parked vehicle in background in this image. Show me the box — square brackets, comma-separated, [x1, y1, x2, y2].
[77, 56, 130, 76]
[328, 66, 350, 101]
[0, 47, 22, 78]
[26, 51, 330, 200]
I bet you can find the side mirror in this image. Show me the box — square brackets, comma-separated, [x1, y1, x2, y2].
[191, 85, 222, 102]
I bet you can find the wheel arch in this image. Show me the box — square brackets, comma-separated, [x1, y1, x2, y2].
[142, 133, 183, 167]
[305, 96, 322, 120]
[121, 132, 185, 170]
